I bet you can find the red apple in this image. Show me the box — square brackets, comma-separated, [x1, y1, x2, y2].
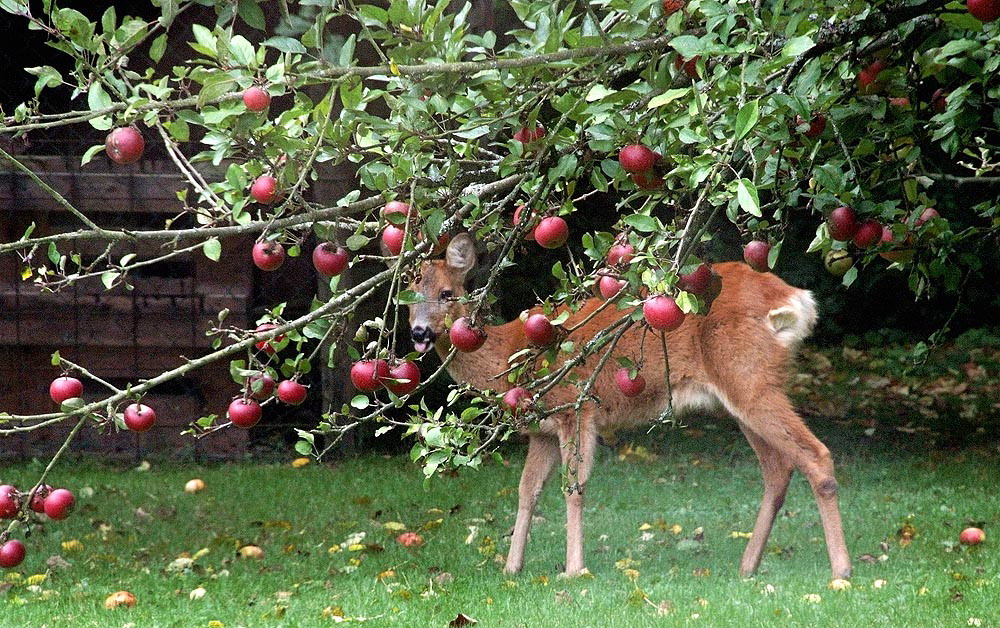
[350, 359, 390, 392]
[43, 488, 75, 520]
[678, 263, 712, 295]
[386, 361, 421, 396]
[312, 243, 349, 277]
[916, 207, 940, 227]
[888, 97, 911, 108]
[513, 205, 539, 240]
[662, 0, 684, 15]
[252, 241, 285, 271]
[0, 540, 25, 569]
[615, 368, 646, 397]
[857, 60, 886, 95]
[382, 201, 412, 222]
[124, 403, 156, 432]
[931, 88, 949, 113]
[29, 484, 52, 514]
[743, 240, 771, 272]
[607, 243, 635, 266]
[49, 376, 83, 404]
[796, 113, 827, 138]
[250, 175, 279, 204]
[534, 216, 569, 249]
[242, 87, 271, 112]
[643, 295, 684, 331]
[254, 323, 285, 354]
[673, 55, 700, 79]
[247, 372, 275, 400]
[968, 0, 1000, 21]
[228, 399, 262, 428]
[513, 125, 545, 144]
[619, 144, 658, 173]
[631, 172, 664, 189]
[879, 226, 915, 263]
[277, 380, 307, 405]
[0, 485, 19, 518]
[502, 387, 533, 416]
[524, 314, 555, 346]
[105, 126, 145, 164]
[828, 206, 859, 241]
[852, 220, 883, 248]
[598, 275, 626, 300]
[959, 527, 986, 545]
[381, 225, 406, 255]
[449, 317, 487, 352]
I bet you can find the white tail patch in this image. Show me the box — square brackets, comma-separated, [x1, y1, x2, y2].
[766, 290, 817, 349]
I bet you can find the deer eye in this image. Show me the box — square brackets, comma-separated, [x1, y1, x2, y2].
[439, 290, 453, 300]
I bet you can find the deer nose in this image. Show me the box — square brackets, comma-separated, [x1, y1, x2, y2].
[411, 326, 436, 344]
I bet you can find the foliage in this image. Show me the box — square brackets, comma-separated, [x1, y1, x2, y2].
[0, 0, 999, 482]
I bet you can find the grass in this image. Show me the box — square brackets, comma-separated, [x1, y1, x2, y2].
[1, 418, 998, 628]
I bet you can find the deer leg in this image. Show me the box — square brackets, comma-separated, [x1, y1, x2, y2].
[503, 434, 560, 574]
[559, 424, 597, 576]
[737, 428, 794, 577]
[730, 393, 852, 579]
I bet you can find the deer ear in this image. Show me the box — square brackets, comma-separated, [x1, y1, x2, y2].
[445, 233, 477, 277]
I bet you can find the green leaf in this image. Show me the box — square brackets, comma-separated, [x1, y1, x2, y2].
[51, 350, 62, 366]
[263, 36, 306, 54]
[396, 290, 426, 305]
[150, 33, 167, 62]
[351, 394, 370, 410]
[781, 35, 814, 58]
[229, 34, 256, 67]
[198, 71, 238, 107]
[25, 65, 62, 96]
[101, 271, 120, 290]
[294, 440, 312, 455]
[203, 238, 222, 261]
[237, 0, 266, 30]
[646, 88, 689, 109]
[87, 82, 112, 112]
[734, 99, 759, 140]
[157, 0, 178, 28]
[0, 1, 28, 16]
[346, 234, 370, 250]
[80, 143, 104, 167]
[669, 35, 705, 58]
[623, 214, 658, 233]
[47, 242, 60, 265]
[736, 179, 761, 217]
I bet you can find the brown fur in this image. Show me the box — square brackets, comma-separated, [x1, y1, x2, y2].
[407, 234, 851, 578]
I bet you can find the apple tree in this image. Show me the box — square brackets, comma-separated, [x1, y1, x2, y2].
[1, 0, 999, 560]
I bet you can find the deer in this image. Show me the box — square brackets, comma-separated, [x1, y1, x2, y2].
[404, 233, 851, 579]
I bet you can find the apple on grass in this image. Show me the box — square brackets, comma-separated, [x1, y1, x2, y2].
[449, 317, 488, 352]
[277, 380, 308, 405]
[124, 403, 156, 432]
[243, 86, 271, 112]
[105, 126, 144, 164]
[228, 399, 262, 428]
[959, 527, 986, 545]
[49, 376, 83, 404]
[252, 241, 285, 271]
[312, 243, 349, 277]
[0, 540, 25, 569]
[615, 368, 646, 397]
[44, 488, 75, 520]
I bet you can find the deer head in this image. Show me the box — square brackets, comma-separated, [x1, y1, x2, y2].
[407, 233, 477, 353]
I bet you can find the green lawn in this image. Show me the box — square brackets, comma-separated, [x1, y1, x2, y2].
[1, 420, 997, 627]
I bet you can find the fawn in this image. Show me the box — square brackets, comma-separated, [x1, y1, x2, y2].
[405, 233, 851, 578]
